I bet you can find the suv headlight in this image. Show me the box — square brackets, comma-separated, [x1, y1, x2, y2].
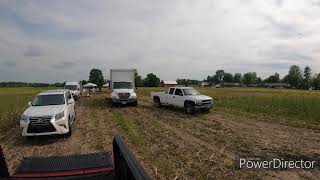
[21, 115, 28, 122]
[55, 111, 64, 120]
[111, 93, 119, 99]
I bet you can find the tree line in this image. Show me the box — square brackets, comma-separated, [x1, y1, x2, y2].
[205, 65, 320, 90]
[1, 65, 320, 90]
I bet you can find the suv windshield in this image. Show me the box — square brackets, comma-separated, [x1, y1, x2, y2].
[183, 88, 199, 96]
[65, 85, 78, 90]
[113, 82, 132, 89]
[33, 94, 65, 106]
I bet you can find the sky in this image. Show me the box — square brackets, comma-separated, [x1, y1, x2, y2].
[0, 0, 320, 83]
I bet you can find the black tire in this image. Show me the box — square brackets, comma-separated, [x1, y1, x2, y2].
[132, 101, 138, 107]
[185, 102, 195, 115]
[154, 98, 161, 107]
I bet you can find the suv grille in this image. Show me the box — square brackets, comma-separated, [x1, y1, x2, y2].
[118, 93, 130, 100]
[29, 116, 52, 126]
[27, 116, 56, 133]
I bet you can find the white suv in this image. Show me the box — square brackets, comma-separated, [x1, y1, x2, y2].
[20, 89, 75, 137]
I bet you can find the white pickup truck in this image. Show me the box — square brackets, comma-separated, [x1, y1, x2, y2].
[151, 87, 214, 114]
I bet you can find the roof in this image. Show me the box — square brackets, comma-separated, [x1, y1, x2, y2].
[65, 82, 79, 85]
[162, 80, 177, 85]
[39, 89, 65, 95]
[83, 83, 97, 87]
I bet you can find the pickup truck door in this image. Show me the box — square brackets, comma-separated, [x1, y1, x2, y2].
[172, 88, 185, 107]
[166, 88, 176, 105]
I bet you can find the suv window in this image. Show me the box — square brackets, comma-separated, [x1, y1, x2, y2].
[174, 89, 183, 96]
[169, 88, 175, 94]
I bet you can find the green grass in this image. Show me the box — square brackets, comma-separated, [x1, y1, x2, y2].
[112, 112, 140, 144]
[137, 87, 320, 127]
[0, 87, 56, 132]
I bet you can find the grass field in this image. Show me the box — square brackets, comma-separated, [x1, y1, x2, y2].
[1, 87, 320, 179]
[138, 87, 320, 128]
[1, 86, 320, 132]
[0, 87, 54, 132]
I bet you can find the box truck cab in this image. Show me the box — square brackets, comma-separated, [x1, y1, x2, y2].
[64, 82, 81, 100]
[110, 69, 137, 106]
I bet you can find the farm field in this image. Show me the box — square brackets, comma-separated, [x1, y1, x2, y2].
[1, 87, 320, 179]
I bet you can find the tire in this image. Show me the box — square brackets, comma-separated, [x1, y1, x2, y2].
[185, 102, 195, 115]
[154, 98, 161, 108]
[132, 101, 138, 107]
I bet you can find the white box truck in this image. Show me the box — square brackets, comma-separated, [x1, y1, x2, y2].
[64, 82, 81, 100]
[110, 69, 137, 106]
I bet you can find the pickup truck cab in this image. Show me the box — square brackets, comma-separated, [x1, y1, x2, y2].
[151, 87, 214, 114]
[20, 89, 75, 137]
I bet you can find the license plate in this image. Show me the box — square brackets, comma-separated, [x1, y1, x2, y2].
[122, 102, 127, 105]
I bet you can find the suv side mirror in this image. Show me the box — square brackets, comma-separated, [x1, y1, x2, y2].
[27, 102, 32, 107]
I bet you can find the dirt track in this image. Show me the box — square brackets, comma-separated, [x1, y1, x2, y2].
[1, 93, 320, 179]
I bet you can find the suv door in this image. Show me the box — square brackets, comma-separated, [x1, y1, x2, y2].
[166, 88, 175, 105]
[173, 88, 184, 107]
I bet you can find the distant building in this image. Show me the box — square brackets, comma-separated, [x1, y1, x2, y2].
[160, 80, 178, 87]
[264, 83, 290, 88]
[199, 81, 210, 87]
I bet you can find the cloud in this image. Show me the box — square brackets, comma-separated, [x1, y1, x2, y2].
[2, 61, 16, 67]
[24, 46, 44, 57]
[0, 0, 319, 82]
[52, 61, 76, 69]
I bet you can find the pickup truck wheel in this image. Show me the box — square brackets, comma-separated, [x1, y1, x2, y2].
[185, 103, 195, 115]
[154, 98, 161, 107]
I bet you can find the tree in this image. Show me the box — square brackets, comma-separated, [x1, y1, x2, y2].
[223, 73, 233, 83]
[135, 75, 144, 87]
[264, 73, 280, 83]
[80, 80, 88, 86]
[144, 73, 160, 87]
[242, 72, 257, 85]
[303, 66, 312, 89]
[233, 73, 242, 83]
[312, 74, 320, 90]
[287, 65, 303, 88]
[89, 68, 104, 88]
[215, 70, 225, 83]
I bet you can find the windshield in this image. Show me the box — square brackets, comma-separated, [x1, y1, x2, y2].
[183, 88, 199, 96]
[65, 85, 78, 90]
[113, 82, 132, 89]
[33, 94, 65, 106]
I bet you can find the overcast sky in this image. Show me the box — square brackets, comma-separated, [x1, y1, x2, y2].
[0, 0, 319, 83]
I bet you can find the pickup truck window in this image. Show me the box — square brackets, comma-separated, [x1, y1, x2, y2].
[183, 88, 199, 96]
[33, 94, 65, 106]
[169, 88, 175, 94]
[174, 89, 183, 96]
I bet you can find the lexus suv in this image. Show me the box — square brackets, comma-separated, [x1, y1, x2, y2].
[20, 89, 75, 137]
